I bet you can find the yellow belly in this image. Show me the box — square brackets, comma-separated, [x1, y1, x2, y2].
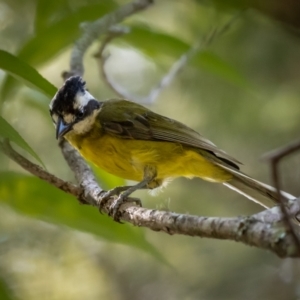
[66, 132, 232, 183]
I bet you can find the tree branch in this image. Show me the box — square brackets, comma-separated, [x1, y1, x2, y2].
[0, 139, 81, 197]
[121, 206, 299, 258]
[59, 139, 102, 207]
[253, 200, 300, 224]
[263, 139, 300, 253]
[2, 138, 300, 257]
[94, 13, 241, 104]
[65, 0, 153, 78]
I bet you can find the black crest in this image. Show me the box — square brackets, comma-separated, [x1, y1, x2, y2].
[51, 76, 86, 116]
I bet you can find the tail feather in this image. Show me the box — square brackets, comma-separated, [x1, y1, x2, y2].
[215, 163, 295, 208]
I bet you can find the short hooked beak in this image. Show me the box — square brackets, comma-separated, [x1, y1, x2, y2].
[56, 117, 73, 139]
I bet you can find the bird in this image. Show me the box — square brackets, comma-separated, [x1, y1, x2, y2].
[49, 76, 294, 220]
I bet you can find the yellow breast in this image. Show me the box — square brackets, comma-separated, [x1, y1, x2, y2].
[65, 128, 232, 183]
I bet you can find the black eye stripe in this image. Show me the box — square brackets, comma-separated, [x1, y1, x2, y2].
[85, 100, 101, 115]
[75, 100, 101, 120]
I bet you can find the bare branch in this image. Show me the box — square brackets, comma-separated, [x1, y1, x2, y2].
[59, 139, 102, 207]
[50, 142, 300, 259]
[253, 199, 300, 223]
[64, 0, 153, 78]
[263, 140, 300, 253]
[94, 13, 241, 104]
[0, 139, 81, 197]
[93, 25, 133, 100]
[263, 139, 300, 163]
[2, 138, 300, 257]
[120, 206, 299, 258]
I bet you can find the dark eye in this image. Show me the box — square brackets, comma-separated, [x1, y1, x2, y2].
[77, 110, 84, 119]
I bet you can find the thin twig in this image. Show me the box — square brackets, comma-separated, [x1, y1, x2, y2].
[0, 139, 82, 197]
[93, 25, 133, 100]
[94, 13, 240, 104]
[264, 140, 300, 253]
[263, 139, 300, 162]
[65, 0, 153, 78]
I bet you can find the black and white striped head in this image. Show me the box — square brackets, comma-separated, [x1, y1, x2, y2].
[49, 76, 101, 138]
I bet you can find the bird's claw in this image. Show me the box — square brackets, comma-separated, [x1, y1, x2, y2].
[98, 190, 111, 214]
[97, 188, 142, 222]
[109, 195, 142, 222]
[98, 187, 126, 213]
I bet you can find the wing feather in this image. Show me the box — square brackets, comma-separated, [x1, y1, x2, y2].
[98, 99, 241, 166]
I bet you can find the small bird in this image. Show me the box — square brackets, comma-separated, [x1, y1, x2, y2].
[49, 76, 294, 220]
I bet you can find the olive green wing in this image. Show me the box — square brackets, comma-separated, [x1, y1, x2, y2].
[98, 99, 241, 166]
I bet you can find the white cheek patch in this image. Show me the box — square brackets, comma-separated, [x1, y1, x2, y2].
[74, 91, 94, 110]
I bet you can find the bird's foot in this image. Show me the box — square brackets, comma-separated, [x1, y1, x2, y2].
[98, 186, 142, 222]
[109, 195, 142, 222]
[98, 186, 130, 212]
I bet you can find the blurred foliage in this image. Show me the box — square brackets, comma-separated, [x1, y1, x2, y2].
[0, 1, 117, 101]
[121, 24, 249, 88]
[207, 0, 300, 29]
[0, 277, 14, 300]
[0, 50, 56, 106]
[1, 0, 300, 299]
[0, 172, 165, 262]
[0, 116, 44, 166]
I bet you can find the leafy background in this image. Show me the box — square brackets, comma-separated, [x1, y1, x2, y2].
[1, 0, 300, 299]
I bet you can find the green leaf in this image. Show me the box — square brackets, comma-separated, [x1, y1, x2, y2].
[122, 25, 249, 88]
[1, 2, 117, 102]
[0, 172, 167, 263]
[20, 3, 117, 66]
[0, 116, 45, 167]
[0, 50, 56, 101]
[122, 25, 189, 59]
[35, 0, 71, 33]
[192, 51, 249, 88]
[0, 278, 14, 300]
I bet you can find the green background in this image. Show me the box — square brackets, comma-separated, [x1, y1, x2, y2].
[0, 0, 300, 299]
